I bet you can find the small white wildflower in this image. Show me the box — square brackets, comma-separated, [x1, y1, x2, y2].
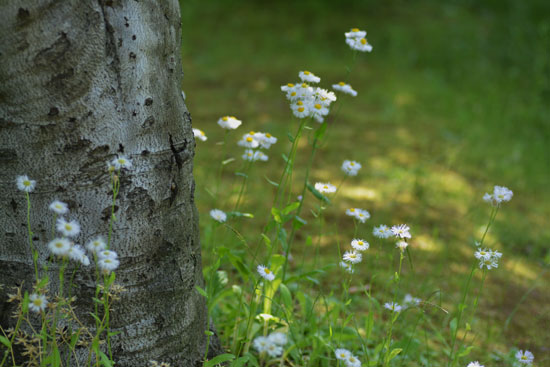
[355, 209, 370, 223]
[341, 160, 362, 176]
[237, 132, 260, 149]
[346, 354, 362, 367]
[98, 250, 118, 260]
[56, 218, 81, 238]
[351, 239, 369, 251]
[193, 128, 207, 141]
[217, 116, 242, 130]
[210, 209, 227, 223]
[515, 350, 534, 365]
[346, 208, 359, 217]
[309, 102, 329, 123]
[314, 182, 336, 194]
[86, 237, 106, 254]
[474, 248, 492, 261]
[16, 175, 36, 193]
[253, 336, 269, 353]
[268, 332, 287, 346]
[291, 100, 310, 118]
[346, 37, 373, 52]
[335, 348, 351, 361]
[396, 241, 408, 251]
[298, 70, 321, 84]
[489, 249, 502, 259]
[29, 293, 48, 313]
[257, 265, 275, 281]
[265, 343, 283, 358]
[493, 185, 513, 203]
[479, 257, 498, 270]
[384, 302, 402, 312]
[48, 238, 71, 257]
[345, 28, 367, 39]
[467, 362, 484, 367]
[339, 261, 354, 274]
[482, 193, 493, 203]
[81, 255, 91, 266]
[112, 156, 132, 170]
[333, 82, 358, 97]
[67, 245, 85, 263]
[242, 149, 268, 162]
[98, 258, 120, 274]
[373, 225, 393, 239]
[343, 250, 362, 264]
[391, 224, 411, 239]
[256, 132, 277, 149]
[49, 200, 69, 215]
[254, 151, 269, 162]
[404, 294, 421, 306]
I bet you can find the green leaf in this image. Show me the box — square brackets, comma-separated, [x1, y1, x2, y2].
[22, 291, 29, 314]
[261, 234, 271, 249]
[279, 283, 293, 311]
[195, 286, 208, 299]
[264, 175, 279, 187]
[306, 183, 330, 203]
[227, 253, 251, 282]
[235, 172, 248, 178]
[0, 335, 11, 348]
[281, 154, 289, 163]
[282, 201, 300, 215]
[230, 356, 250, 367]
[228, 211, 254, 218]
[287, 132, 295, 142]
[270, 254, 286, 273]
[292, 215, 307, 230]
[365, 311, 374, 339]
[314, 121, 328, 141]
[450, 318, 457, 334]
[37, 276, 49, 290]
[388, 348, 403, 361]
[458, 345, 474, 358]
[99, 350, 114, 367]
[204, 353, 236, 367]
[271, 207, 282, 224]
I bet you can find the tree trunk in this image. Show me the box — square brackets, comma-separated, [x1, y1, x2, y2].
[0, 0, 214, 365]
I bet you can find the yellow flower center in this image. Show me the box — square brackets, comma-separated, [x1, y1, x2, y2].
[521, 356, 527, 360]
[349, 357, 356, 363]
[222, 116, 228, 121]
[297, 101, 303, 106]
[247, 153, 253, 156]
[359, 214, 364, 217]
[246, 137, 253, 142]
[200, 131, 205, 136]
[304, 71, 310, 75]
[301, 83, 308, 88]
[55, 204, 62, 208]
[339, 81, 346, 86]
[264, 268, 271, 274]
[33, 299, 42, 306]
[249, 131, 255, 135]
[265, 133, 271, 138]
[55, 242, 63, 248]
[314, 104, 322, 109]
[340, 353, 346, 358]
[287, 83, 294, 87]
[65, 224, 72, 231]
[23, 180, 31, 186]
[351, 28, 360, 32]
[118, 159, 125, 164]
[298, 107, 305, 112]
[323, 185, 328, 189]
[361, 38, 367, 45]
[350, 162, 355, 166]
[230, 116, 237, 119]
[291, 92, 297, 96]
[105, 259, 112, 264]
[350, 208, 355, 212]
[358, 241, 363, 245]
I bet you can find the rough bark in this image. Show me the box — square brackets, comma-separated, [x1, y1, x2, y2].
[0, 0, 214, 365]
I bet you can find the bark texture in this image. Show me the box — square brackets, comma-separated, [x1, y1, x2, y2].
[0, 0, 212, 365]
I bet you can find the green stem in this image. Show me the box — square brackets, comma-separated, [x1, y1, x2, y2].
[382, 251, 404, 366]
[216, 130, 230, 197]
[25, 192, 39, 281]
[107, 173, 119, 249]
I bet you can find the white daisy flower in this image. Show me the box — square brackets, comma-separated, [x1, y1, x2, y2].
[112, 156, 132, 170]
[314, 88, 337, 105]
[351, 239, 369, 251]
[98, 258, 120, 274]
[333, 82, 358, 97]
[355, 209, 370, 223]
[253, 336, 269, 353]
[515, 350, 534, 364]
[345, 28, 367, 39]
[67, 245, 86, 263]
[341, 160, 362, 176]
[253, 151, 269, 162]
[210, 209, 227, 223]
[86, 237, 106, 254]
[56, 218, 81, 238]
[482, 193, 493, 203]
[343, 250, 362, 264]
[193, 128, 207, 141]
[467, 362, 484, 367]
[479, 257, 498, 270]
[384, 302, 403, 312]
[346, 37, 373, 52]
[282, 83, 300, 101]
[257, 265, 275, 281]
[298, 70, 321, 84]
[265, 343, 283, 358]
[314, 182, 336, 194]
[29, 293, 48, 313]
[268, 332, 287, 346]
[339, 261, 354, 274]
[280, 83, 296, 92]
[489, 249, 502, 259]
[346, 354, 362, 367]
[396, 241, 408, 251]
[49, 200, 69, 215]
[98, 250, 118, 260]
[16, 175, 36, 193]
[48, 238, 71, 257]
[391, 224, 411, 239]
[335, 348, 352, 361]
[107, 162, 116, 173]
[81, 255, 91, 266]
[346, 208, 359, 217]
[292, 103, 310, 119]
[474, 248, 492, 261]
[242, 150, 255, 161]
[493, 185, 513, 203]
[217, 116, 242, 130]
[373, 225, 393, 239]
[256, 132, 277, 149]
[309, 102, 329, 123]
[404, 294, 421, 305]
[237, 132, 260, 149]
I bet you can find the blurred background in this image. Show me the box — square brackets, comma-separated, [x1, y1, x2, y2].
[181, 0, 550, 364]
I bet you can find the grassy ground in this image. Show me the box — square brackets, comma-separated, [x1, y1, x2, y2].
[181, 0, 550, 365]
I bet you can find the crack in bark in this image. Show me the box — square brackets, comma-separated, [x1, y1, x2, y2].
[98, 0, 123, 102]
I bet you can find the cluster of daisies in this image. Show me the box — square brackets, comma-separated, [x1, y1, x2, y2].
[474, 246, 502, 270]
[252, 332, 288, 358]
[345, 28, 373, 53]
[340, 238, 370, 273]
[341, 160, 362, 176]
[281, 71, 337, 123]
[334, 348, 362, 367]
[18, 156, 130, 313]
[383, 294, 421, 313]
[483, 185, 513, 206]
[467, 349, 534, 367]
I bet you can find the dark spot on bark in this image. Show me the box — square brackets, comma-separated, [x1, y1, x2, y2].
[17, 8, 30, 20]
[129, 52, 136, 59]
[0, 149, 17, 163]
[118, 144, 124, 153]
[144, 98, 153, 106]
[10, 199, 17, 213]
[105, 0, 114, 6]
[169, 134, 189, 170]
[141, 150, 150, 156]
[32, 236, 39, 241]
[63, 139, 91, 153]
[142, 116, 155, 128]
[169, 181, 178, 206]
[132, 111, 137, 116]
[117, 38, 122, 47]
[69, 117, 77, 122]
[56, 186, 66, 192]
[48, 107, 59, 116]
[132, 35, 136, 40]
[101, 205, 119, 222]
[87, 111, 93, 116]
[34, 33, 70, 69]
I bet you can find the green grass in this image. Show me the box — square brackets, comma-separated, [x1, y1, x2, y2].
[181, 0, 550, 365]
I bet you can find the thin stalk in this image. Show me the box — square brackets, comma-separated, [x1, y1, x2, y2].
[216, 130, 230, 197]
[25, 192, 39, 281]
[382, 250, 405, 366]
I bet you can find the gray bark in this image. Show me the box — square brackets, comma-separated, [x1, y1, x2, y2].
[0, 0, 215, 365]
